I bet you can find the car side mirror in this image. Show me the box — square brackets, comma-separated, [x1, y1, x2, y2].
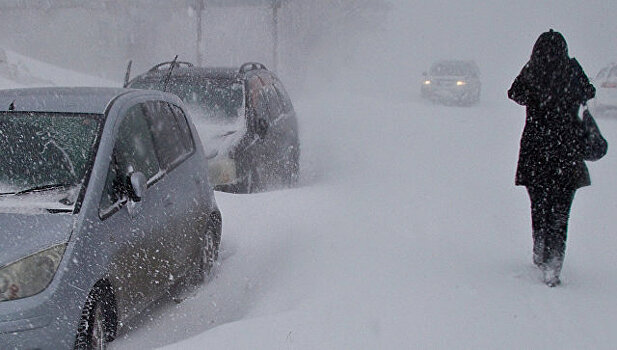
[129, 172, 147, 202]
[255, 118, 269, 138]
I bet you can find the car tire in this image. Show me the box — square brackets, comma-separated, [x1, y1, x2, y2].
[199, 213, 222, 279]
[237, 166, 260, 193]
[74, 287, 115, 350]
[286, 147, 300, 187]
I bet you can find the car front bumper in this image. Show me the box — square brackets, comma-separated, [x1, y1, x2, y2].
[0, 283, 85, 350]
[0, 246, 87, 350]
[0, 302, 79, 350]
[422, 85, 478, 101]
[1, 316, 55, 350]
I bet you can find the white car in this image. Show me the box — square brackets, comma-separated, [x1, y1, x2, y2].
[421, 60, 481, 106]
[591, 62, 617, 113]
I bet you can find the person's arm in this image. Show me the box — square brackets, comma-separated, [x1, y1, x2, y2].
[508, 64, 536, 106]
[571, 58, 596, 104]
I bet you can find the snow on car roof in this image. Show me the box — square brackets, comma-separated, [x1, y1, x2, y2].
[138, 66, 243, 81]
[0, 87, 132, 114]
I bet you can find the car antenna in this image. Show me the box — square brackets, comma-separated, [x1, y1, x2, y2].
[163, 55, 179, 92]
[123, 60, 133, 88]
[8, 100, 15, 111]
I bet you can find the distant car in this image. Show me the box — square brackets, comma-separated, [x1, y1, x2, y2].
[0, 87, 222, 349]
[421, 60, 481, 105]
[591, 62, 617, 113]
[126, 61, 300, 193]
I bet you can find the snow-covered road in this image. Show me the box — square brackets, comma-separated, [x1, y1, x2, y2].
[111, 90, 617, 349]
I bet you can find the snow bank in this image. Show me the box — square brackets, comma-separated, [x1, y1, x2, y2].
[0, 48, 116, 89]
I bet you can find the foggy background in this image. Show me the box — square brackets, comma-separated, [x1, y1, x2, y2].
[1, 0, 615, 101]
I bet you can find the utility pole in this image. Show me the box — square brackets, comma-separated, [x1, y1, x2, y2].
[196, 0, 204, 66]
[272, 0, 281, 72]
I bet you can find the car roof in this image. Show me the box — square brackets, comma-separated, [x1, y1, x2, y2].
[0, 87, 138, 114]
[432, 60, 477, 67]
[129, 62, 272, 86]
[133, 66, 243, 83]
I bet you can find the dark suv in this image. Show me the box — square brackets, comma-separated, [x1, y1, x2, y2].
[126, 61, 300, 193]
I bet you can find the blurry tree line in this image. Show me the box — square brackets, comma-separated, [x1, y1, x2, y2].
[0, 0, 388, 89]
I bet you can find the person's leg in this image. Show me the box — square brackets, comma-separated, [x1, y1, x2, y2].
[543, 186, 576, 284]
[527, 186, 549, 267]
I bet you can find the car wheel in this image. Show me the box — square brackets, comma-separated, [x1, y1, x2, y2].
[199, 214, 221, 278]
[238, 165, 260, 193]
[74, 287, 114, 350]
[286, 148, 300, 187]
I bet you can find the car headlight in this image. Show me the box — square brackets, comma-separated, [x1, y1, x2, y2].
[208, 158, 237, 185]
[0, 244, 66, 302]
[456, 81, 466, 86]
[423, 80, 431, 85]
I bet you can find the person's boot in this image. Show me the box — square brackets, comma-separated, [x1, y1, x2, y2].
[543, 268, 561, 287]
[543, 257, 563, 287]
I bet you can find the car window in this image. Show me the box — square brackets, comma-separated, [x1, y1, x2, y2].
[608, 66, 617, 80]
[115, 104, 160, 180]
[144, 101, 187, 170]
[0, 112, 101, 194]
[99, 104, 160, 214]
[253, 89, 269, 121]
[596, 67, 608, 80]
[274, 82, 293, 114]
[99, 156, 123, 213]
[258, 74, 274, 86]
[169, 104, 195, 154]
[247, 76, 263, 106]
[135, 78, 246, 124]
[430, 62, 477, 76]
[264, 85, 283, 119]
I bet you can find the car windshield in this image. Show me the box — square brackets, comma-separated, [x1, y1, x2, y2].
[132, 78, 245, 124]
[430, 62, 477, 77]
[0, 112, 101, 200]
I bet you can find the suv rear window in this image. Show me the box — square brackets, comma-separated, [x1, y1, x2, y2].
[132, 78, 245, 124]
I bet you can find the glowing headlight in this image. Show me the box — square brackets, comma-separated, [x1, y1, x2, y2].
[208, 158, 237, 185]
[0, 244, 66, 302]
[456, 81, 466, 86]
[423, 80, 431, 85]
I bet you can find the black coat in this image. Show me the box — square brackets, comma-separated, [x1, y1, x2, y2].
[508, 30, 595, 189]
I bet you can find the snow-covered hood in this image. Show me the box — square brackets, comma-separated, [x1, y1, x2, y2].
[0, 213, 74, 267]
[0, 187, 79, 214]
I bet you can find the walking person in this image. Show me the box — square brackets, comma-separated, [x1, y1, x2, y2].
[508, 29, 596, 287]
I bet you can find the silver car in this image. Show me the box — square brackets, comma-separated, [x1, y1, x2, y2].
[0, 87, 222, 349]
[591, 62, 617, 113]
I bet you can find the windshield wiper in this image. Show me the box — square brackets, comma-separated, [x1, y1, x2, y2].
[14, 183, 76, 196]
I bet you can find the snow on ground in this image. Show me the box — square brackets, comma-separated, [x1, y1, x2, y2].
[0, 48, 116, 89]
[109, 84, 617, 349]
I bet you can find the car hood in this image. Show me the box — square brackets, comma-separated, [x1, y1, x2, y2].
[0, 213, 74, 267]
[192, 117, 247, 160]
